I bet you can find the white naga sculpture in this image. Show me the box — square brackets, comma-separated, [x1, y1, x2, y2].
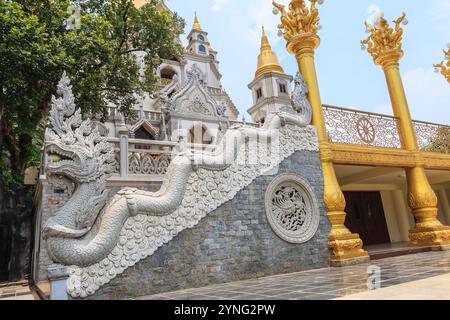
[291, 72, 313, 124]
[43, 72, 318, 298]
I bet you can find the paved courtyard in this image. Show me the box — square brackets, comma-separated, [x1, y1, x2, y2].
[0, 282, 35, 300]
[135, 250, 450, 300]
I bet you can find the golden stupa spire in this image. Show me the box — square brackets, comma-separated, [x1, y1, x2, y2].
[255, 26, 285, 78]
[192, 12, 203, 31]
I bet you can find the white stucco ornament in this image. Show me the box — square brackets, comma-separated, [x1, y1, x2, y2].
[43, 73, 319, 298]
[164, 64, 222, 117]
[265, 174, 320, 244]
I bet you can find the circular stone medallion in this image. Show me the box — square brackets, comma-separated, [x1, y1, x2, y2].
[265, 174, 320, 243]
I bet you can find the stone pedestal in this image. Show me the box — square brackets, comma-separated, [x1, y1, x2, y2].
[48, 265, 69, 300]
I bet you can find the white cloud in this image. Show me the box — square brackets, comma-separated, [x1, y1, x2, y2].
[374, 103, 393, 116]
[430, 0, 450, 37]
[402, 67, 450, 124]
[245, 0, 289, 46]
[431, 0, 450, 22]
[211, 0, 231, 12]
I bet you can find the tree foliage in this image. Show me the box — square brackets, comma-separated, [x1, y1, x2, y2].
[0, 0, 185, 184]
[423, 127, 449, 154]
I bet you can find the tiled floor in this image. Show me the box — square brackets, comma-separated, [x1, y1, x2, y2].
[337, 273, 450, 300]
[134, 250, 450, 300]
[0, 282, 35, 300]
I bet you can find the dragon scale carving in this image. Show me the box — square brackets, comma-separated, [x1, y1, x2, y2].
[43, 73, 318, 298]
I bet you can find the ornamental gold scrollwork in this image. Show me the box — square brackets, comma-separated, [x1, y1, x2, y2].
[331, 145, 416, 167]
[407, 190, 438, 212]
[272, 0, 323, 42]
[323, 188, 346, 213]
[361, 12, 408, 64]
[434, 47, 450, 84]
[329, 238, 362, 254]
[410, 230, 450, 246]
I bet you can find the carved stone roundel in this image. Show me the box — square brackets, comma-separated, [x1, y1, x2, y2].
[265, 174, 320, 244]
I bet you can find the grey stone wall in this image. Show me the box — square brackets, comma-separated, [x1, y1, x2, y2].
[82, 150, 330, 300]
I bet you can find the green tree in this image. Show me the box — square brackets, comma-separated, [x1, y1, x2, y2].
[0, 0, 185, 184]
[423, 126, 450, 154]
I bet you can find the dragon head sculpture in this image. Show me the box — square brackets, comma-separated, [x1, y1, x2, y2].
[45, 72, 114, 184]
[43, 72, 116, 239]
[291, 72, 312, 125]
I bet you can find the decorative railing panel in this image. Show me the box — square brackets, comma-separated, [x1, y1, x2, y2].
[107, 138, 175, 177]
[107, 107, 162, 124]
[229, 120, 261, 128]
[414, 121, 449, 154]
[128, 152, 171, 175]
[323, 105, 401, 148]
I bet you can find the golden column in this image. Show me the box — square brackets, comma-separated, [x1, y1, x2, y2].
[273, 0, 369, 266]
[434, 45, 450, 84]
[362, 14, 450, 248]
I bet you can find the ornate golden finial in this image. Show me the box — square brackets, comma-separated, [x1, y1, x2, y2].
[192, 12, 202, 31]
[255, 26, 285, 78]
[434, 46, 450, 84]
[272, 0, 323, 43]
[361, 12, 408, 66]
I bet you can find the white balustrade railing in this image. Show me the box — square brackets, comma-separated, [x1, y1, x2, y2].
[107, 138, 177, 177]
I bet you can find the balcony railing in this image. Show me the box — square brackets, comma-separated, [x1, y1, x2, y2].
[108, 138, 176, 178]
[323, 105, 449, 154]
[323, 105, 401, 148]
[107, 107, 162, 123]
[414, 120, 449, 154]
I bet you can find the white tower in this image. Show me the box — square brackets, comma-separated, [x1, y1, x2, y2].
[247, 27, 293, 124]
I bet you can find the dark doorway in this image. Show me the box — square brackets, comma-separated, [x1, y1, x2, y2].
[344, 191, 391, 246]
[134, 127, 154, 141]
[134, 126, 155, 151]
[0, 224, 12, 281]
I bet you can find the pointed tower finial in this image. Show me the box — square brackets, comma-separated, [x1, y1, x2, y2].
[192, 12, 203, 31]
[255, 27, 285, 78]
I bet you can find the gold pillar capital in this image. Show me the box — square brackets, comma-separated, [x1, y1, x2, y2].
[288, 33, 320, 56]
[361, 12, 407, 66]
[376, 50, 404, 70]
[434, 47, 450, 84]
[272, 0, 322, 44]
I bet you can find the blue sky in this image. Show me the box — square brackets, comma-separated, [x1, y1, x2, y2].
[166, 0, 449, 124]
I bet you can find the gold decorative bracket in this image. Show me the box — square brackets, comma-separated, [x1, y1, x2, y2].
[434, 46, 450, 84]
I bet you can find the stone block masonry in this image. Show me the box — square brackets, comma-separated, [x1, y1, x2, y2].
[84, 150, 330, 300]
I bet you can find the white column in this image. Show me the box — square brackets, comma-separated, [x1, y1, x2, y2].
[380, 191, 402, 243]
[392, 190, 411, 242]
[115, 114, 129, 178]
[48, 265, 69, 300]
[438, 189, 450, 225]
[119, 133, 129, 177]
